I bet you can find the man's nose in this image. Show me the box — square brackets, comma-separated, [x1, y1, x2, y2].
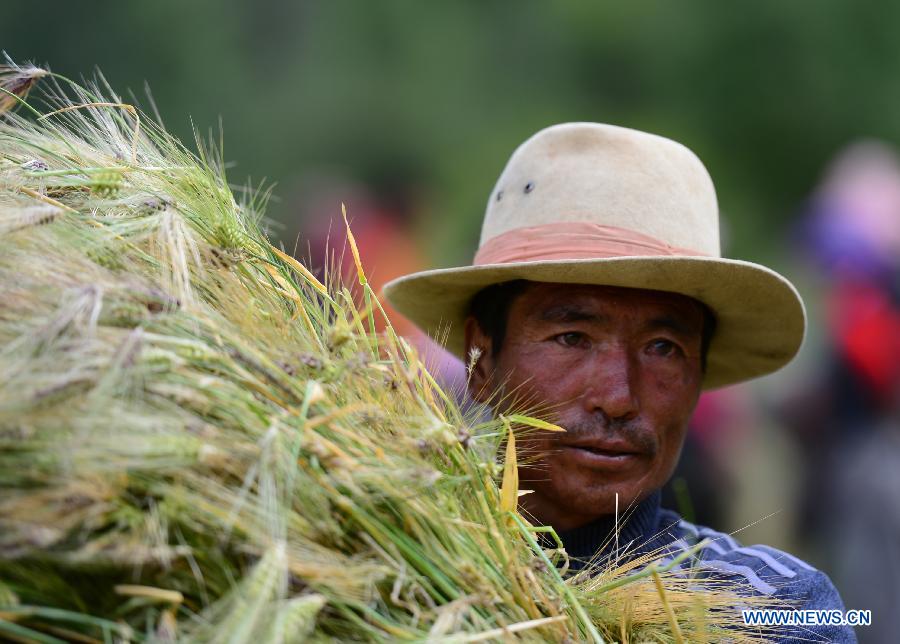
[581, 346, 639, 423]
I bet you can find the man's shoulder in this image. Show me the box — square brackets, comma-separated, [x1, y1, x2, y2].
[655, 509, 842, 603]
[657, 510, 856, 644]
[654, 510, 857, 642]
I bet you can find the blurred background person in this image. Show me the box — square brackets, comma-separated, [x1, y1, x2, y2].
[778, 142, 900, 642]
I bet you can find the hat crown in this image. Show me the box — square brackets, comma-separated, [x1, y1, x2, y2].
[481, 122, 721, 257]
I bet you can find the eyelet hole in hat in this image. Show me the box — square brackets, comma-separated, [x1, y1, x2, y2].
[524, 181, 535, 194]
[496, 190, 503, 202]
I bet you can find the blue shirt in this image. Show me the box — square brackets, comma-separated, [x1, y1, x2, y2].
[554, 490, 858, 643]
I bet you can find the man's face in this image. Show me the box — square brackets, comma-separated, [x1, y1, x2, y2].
[464, 283, 705, 531]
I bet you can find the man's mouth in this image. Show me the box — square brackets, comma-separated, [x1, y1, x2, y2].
[560, 440, 643, 468]
[573, 445, 634, 457]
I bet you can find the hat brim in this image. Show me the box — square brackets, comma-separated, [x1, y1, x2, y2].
[381, 256, 805, 390]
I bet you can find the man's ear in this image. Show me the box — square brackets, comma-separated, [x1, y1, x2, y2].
[463, 315, 495, 404]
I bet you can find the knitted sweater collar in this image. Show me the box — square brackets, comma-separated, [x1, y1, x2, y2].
[553, 490, 663, 569]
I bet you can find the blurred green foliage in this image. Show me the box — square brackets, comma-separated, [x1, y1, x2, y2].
[4, 0, 899, 265]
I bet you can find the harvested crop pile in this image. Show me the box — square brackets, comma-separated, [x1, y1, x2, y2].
[0, 59, 771, 642]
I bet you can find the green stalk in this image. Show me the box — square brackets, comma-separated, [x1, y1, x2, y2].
[512, 513, 605, 644]
[0, 620, 67, 644]
[364, 285, 379, 355]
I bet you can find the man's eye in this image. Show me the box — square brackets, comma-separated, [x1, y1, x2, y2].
[555, 332, 585, 348]
[647, 339, 679, 357]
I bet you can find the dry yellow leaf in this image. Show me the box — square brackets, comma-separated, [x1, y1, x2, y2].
[342, 202, 367, 286]
[269, 244, 328, 296]
[499, 423, 519, 514]
[503, 413, 566, 432]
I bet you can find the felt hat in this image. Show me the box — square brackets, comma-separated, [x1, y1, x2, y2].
[381, 122, 805, 388]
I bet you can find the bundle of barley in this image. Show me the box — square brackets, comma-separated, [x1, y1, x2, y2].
[0, 59, 772, 643]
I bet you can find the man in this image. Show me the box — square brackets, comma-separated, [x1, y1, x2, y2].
[383, 123, 857, 642]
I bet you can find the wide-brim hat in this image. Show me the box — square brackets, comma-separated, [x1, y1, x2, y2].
[382, 122, 805, 389]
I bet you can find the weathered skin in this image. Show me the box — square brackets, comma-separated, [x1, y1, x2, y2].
[464, 283, 705, 531]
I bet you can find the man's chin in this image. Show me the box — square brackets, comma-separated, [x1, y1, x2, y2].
[565, 487, 646, 518]
[520, 477, 653, 528]
[554, 467, 654, 506]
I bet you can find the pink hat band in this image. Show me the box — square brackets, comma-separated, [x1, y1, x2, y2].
[473, 221, 709, 265]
